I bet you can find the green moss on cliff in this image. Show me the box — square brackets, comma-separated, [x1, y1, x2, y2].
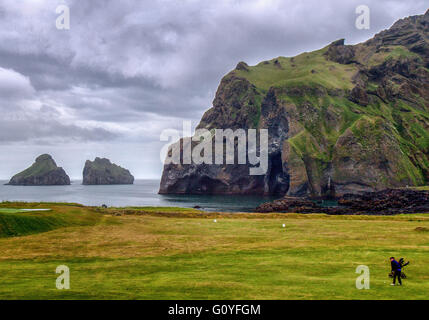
[387, 46, 422, 61]
[232, 46, 428, 188]
[364, 45, 421, 67]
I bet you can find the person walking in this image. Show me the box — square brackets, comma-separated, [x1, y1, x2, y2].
[390, 257, 402, 286]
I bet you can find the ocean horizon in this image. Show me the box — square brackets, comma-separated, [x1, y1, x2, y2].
[0, 179, 280, 212]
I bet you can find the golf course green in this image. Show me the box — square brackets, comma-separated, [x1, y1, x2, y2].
[0, 202, 428, 300]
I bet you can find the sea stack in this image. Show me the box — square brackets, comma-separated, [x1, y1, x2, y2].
[7, 154, 71, 186]
[82, 158, 134, 185]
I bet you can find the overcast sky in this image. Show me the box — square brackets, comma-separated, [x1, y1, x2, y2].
[0, 0, 427, 179]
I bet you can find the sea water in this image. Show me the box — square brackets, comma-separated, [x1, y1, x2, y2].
[0, 180, 281, 212]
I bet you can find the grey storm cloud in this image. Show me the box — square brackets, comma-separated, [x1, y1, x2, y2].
[0, 66, 120, 144]
[0, 118, 118, 143]
[0, 0, 427, 178]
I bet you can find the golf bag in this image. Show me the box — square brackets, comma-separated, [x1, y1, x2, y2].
[389, 258, 409, 279]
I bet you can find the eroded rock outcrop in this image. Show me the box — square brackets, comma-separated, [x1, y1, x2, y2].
[7, 154, 70, 186]
[83, 158, 134, 185]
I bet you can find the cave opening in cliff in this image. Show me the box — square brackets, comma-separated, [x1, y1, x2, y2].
[267, 152, 289, 195]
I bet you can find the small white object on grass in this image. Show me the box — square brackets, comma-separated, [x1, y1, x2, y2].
[282, 224, 286, 228]
[214, 219, 217, 223]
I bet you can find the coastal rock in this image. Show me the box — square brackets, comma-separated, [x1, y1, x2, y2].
[255, 189, 429, 215]
[160, 11, 429, 197]
[256, 196, 319, 213]
[83, 158, 134, 185]
[338, 189, 429, 214]
[7, 154, 70, 186]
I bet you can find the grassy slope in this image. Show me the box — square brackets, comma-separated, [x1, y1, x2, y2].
[413, 186, 429, 191]
[13, 158, 58, 179]
[235, 47, 357, 91]
[0, 203, 428, 299]
[0, 203, 103, 238]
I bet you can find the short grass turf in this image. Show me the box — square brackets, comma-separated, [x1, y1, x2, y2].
[0, 203, 428, 300]
[0, 204, 102, 238]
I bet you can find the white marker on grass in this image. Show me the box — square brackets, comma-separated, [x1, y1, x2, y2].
[214, 219, 217, 223]
[282, 224, 286, 228]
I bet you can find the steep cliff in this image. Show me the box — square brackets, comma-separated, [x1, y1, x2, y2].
[83, 158, 134, 185]
[160, 10, 429, 197]
[7, 154, 71, 186]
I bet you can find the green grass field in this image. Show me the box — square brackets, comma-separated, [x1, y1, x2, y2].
[0, 202, 428, 300]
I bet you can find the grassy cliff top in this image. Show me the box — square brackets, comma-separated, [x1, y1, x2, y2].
[233, 47, 358, 91]
[12, 154, 59, 179]
[85, 158, 131, 174]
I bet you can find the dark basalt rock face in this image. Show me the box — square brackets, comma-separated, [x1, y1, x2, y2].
[256, 189, 429, 215]
[160, 11, 429, 197]
[7, 154, 70, 186]
[349, 85, 369, 106]
[159, 81, 290, 196]
[83, 158, 134, 185]
[236, 61, 250, 72]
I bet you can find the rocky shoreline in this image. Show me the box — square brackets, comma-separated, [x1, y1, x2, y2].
[255, 189, 429, 215]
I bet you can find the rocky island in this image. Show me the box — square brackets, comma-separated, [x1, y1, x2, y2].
[7, 154, 71, 186]
[160, 10, 429, 199]
[83, 158, 134, 185]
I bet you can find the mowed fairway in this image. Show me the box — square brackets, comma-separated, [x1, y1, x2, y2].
[0, 203, 428, 300]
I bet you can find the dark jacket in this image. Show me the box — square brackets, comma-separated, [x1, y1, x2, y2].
[391, 260, 401, 271]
